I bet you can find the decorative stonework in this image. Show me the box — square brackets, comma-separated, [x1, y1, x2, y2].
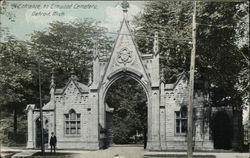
[116, 47, 133, 65]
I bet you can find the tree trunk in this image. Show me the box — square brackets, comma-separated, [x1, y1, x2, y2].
[13, 108, 17, 143]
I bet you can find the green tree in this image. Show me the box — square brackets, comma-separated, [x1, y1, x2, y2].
[29, 19, 113, 90]
[133, 1, 193, 82]
[134, 0, 248, 109]
[196, 2, 247, 108]
[0, 1, 16, 23]
[133, 0, 249, 149]
[0, 33, 35, 143]
[0, 19, 113, 145]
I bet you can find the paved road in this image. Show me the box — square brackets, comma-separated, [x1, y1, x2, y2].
[74, 146, 250, 158]
[74, 146, 145, 158]
[146, 151, 250, 158]
[1, 146, 249, 158]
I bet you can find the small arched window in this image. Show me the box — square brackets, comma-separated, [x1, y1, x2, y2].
[65, 109, 81, 136]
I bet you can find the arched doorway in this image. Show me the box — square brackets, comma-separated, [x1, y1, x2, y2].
[212, 111, 232, 149]
[89, 11, 161, 150]
[104, 76, 148, 148]
[35, 117, 49, 148]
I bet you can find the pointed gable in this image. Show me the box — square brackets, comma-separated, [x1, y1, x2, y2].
[64, 80, 80, 96]
[55, 79, 89, 95]
[102, 19, 150, 83]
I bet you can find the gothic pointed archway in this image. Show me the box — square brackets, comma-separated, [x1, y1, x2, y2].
[104, 75, 148, 147]
[35, 117, 49, 148]
[89, 16, 161, 150]
[99, 68, 153, 149]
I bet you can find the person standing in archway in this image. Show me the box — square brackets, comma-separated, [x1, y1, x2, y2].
[50, 132, 57, 153]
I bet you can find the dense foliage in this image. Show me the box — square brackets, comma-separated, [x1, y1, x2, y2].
[105, 77, 147, 144]
[30, 19, 113, 89]
[133, 0, 249, 149]
[0, 33, 36, 144]
[133, 1, 249, 108]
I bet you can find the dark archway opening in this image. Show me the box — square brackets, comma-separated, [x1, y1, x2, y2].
[212, 111, 232, 149]
[35, 118, 49, 148]
[104, 76, 147, 148]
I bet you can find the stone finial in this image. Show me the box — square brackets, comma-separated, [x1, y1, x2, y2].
[70, 68, 78, 80]
[88, 72, 92, 86]
[70, 68, 75, 75]
[153, 31, 159, 55]
[121, 1, 129, 13]
[121, 1, 129, 21]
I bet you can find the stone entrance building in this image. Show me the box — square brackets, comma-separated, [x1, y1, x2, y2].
[26, 6, 240, 151]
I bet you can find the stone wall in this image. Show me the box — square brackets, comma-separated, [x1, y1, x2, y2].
[160, 75, 213, 150]
[54, 80, 99, 149]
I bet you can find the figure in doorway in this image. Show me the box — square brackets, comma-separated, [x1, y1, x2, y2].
[50, 132, 57, 153]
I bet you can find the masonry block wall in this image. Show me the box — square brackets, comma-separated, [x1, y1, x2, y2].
[54, 79, 98, 149]
[159, 75, 213, 150]
[26, 77, 100, 150]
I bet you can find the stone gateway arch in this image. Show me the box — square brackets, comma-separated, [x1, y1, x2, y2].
[26, 5, 240, 151]
[93, 18, 161, 149]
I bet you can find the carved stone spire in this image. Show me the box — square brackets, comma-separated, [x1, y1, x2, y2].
[160, 69, 165, 83]
[93, 40, 99, 60]
[153, 31, 159, 56]
[50, 68, 55, 89]
[50, 68, 56, 97]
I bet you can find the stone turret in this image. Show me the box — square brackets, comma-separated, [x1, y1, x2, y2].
[49, 68, 56, 134]
[88, 72, 92, 86]
[153, 31, 159, 56]
[92, 40, 99, 88]
[151, 31, 160, 87]
[50, 68, 56, 99]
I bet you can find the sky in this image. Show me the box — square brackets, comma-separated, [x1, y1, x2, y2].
[1, 1, 145, 40]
